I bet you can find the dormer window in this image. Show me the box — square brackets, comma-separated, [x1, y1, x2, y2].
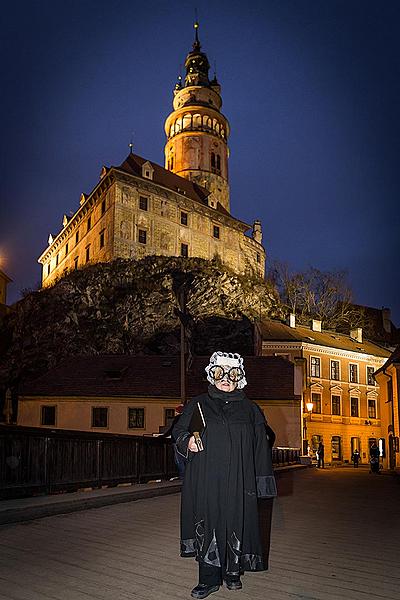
[142, 161, 154, 180]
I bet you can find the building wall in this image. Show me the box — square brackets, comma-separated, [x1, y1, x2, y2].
[40, 171, 265, 286]
[262, 341, 387, 463]
[376, 363, 400, 470]
[18, 395, 300, 448]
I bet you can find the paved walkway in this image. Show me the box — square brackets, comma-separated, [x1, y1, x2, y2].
[0, 467, 399, 600]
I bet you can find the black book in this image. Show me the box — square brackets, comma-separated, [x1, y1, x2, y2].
[189, 402, 206, 451]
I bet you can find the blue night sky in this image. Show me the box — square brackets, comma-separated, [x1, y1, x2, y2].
[1, 0, 399, 325]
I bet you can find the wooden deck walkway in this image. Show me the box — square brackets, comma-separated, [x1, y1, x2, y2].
[0, 467, 399, 600]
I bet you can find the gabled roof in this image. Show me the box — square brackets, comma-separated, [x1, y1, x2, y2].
[375, 345, 400, 375]
[259, 319, 391, 358]
[21, 355, 298, 401]
[116, 153, 210, 206]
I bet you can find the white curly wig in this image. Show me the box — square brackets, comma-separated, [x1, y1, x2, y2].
[205, 351, 247, 389]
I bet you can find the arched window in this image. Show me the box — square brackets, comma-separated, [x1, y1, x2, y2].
[183, 114, 192, 130]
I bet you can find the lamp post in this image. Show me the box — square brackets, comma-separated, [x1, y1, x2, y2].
[303, 401, 314, 455]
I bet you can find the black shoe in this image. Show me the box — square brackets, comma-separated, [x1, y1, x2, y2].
[191, 584, 220, 599]
[225, 577, 242, 591]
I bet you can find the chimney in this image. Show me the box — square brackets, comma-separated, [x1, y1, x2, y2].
[311, 319, 322, 332]
[287, 313, 296, 328]
[350, 327, 363, 343]
[382, 308, 391, 334]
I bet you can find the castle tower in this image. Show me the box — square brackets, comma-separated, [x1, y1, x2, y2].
[164, 23, 231, 212]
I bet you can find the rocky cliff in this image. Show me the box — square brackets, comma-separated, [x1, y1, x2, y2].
[0, 256, 283, 386]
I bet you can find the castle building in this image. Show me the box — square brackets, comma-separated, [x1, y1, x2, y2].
[38, 25, 265, 287]
[258, 316, 391, 464]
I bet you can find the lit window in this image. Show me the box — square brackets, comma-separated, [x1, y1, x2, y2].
[139, 196, 148, 211]
[181, 243, 188, 257]
[331, 360, 340, 380]
[138, 229, 147, 244]
[213, 225, 220, 239]
[310, 357, 321, 378]
[311, 393, 321, 414]
[332, 395, 341, 415]
[350, 397, 359, 417]
[349, 364, 358, 384]
[92, 407, 108, 428]
[367, 366, 375, 386]
[368, 400, 377, 419]
[181, 211, 188, 226]
[128, 407, 145, 428]
[41, 406, 56, 426]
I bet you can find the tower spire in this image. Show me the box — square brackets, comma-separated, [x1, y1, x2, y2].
[193, 19, 200, 51]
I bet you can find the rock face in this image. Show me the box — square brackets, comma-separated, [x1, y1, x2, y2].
[0, 256, 283, 387]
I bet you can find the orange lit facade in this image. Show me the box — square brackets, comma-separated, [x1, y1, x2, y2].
[375, 347, 400, 471]
[38, 27, 265, 287]
[259, 317, 391, 464]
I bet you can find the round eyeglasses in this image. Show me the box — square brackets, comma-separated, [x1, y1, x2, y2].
[209, 365, 244, 383]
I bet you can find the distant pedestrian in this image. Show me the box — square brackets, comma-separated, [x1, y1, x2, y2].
[369, 443, 380, 474]
[352, 449, 360, 468]
[317, 442, 325, 468]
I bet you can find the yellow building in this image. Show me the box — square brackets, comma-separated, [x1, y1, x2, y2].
[259, 316, 391, 464]
[17, 355, 301, 448]
[38, 26, 265, 287]
[375, 346, 400, 471]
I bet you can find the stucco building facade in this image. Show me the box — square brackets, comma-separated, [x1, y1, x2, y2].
[38, 26, 265, 287]
[258, 316, 391, 464]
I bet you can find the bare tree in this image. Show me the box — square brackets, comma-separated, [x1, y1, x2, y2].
[268, 261, 366, 330]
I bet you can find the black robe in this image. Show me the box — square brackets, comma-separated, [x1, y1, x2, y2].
[172, 385, 277, 576]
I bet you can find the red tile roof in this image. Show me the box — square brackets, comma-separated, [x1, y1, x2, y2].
[21, 355, 297, 401]
[259, 319, 391, 358]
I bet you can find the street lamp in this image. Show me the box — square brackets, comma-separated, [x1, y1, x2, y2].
[303, 401, 314, 455]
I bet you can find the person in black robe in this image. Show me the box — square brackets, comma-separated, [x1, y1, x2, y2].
[173, 351, 277, 599]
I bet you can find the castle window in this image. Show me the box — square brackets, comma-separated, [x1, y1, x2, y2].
[139, 196, 148, 211]
[367, 366, 375, 386]
[368, 399, 377, 419]
[349, 363, 358, 384]
[256, 253, 261, 263]
[170, 156, 174, 170]
[85, 244, 90, 263]
[41, 405, 56, 426]
[56, 254, 59, 266]
[211, 152, 221, 175]
[74, 257, 79, 270]
[75, 231, 79, 245]
[181, 212, 188, 226]
[332, 395, 341, 416]
[311, 393, 321, 414]
[310, 356, 321, 378]
[331, 360, 340, 380]
[65, 243, 69, 256]
[138, 229, 147, 244]
[92, 407, 108, 428]
[181, 243, 188, 258]
[351, 397, 359, 417]
[213, 225, 220, 239]
[47, 263, 51, 276]
[101, 199, 106, 215]
[87, 216, 91, 232]
[99, 229, 105, 249]
[128, 407, 145, 429]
